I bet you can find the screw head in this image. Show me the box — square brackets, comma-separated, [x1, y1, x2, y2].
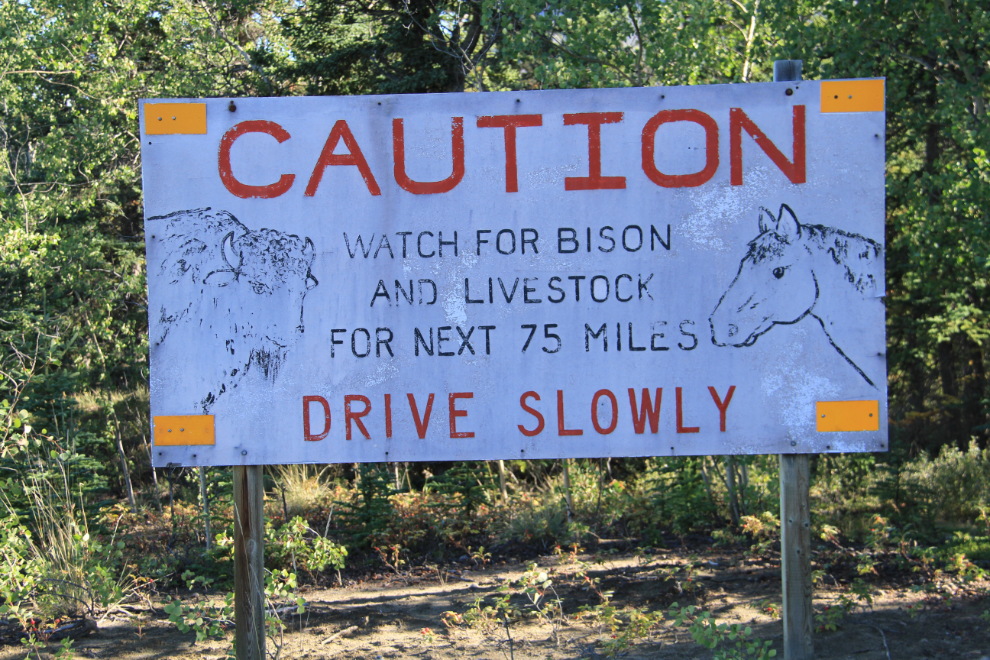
[785, 88, 794, 96]
[790, 441, 797, 446]
[168, 429, 172, 432]
[241, 450, 247, 456]
[157, 117, 162, 121]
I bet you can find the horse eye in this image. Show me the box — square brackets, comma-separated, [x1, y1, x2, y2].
[773, 267, 786, 279]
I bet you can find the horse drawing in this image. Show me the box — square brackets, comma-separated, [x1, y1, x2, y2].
[709, 204, 884, 387]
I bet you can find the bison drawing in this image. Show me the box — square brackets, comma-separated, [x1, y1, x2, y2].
[148, 208, 318, 412]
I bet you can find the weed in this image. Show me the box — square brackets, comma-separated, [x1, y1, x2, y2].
[164, 593, 234, 642]
[272, 465, 335, 520]
[669, 603, 776, 659]
[518, 563, 566, 644]
[469, 545, 492, 568]
[741, 512, 779, 557]
[419, 626, 437, 646]
[459, 591, 517, 636]
[373, 544, 405, 574]
[755, 599, 781, 619]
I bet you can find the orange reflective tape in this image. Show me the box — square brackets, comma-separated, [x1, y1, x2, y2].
[816, 401, 879, 432]
[821, 80, 885, 113]
[153, 415, 215, 445]
[145, 103, 207, 135]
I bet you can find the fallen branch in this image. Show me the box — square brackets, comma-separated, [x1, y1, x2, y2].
[869, 624, 891, 660]
[30, 617, 98, 642]
[320, 624, 358, 645]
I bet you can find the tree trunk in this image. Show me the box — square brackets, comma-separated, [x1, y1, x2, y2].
[725, 456, 741, 527]
[200, 467, 212, 551]
[140, 432, 162, 514]
[115, 427, 136, 514]
[961, 335, 988, 440]
[561, 460, 574, 522]
[497, 460, 507, 501]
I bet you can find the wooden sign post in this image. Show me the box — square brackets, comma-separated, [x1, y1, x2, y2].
[776, 56, 815, 660]
[234, 465, 266, 660]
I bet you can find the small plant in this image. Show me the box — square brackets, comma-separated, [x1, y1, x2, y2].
[669, 603, 776, 660]
[458, 591, 517, 636]
[373, 544, 405, 574]
[815, 602, 848, 632]
[469, 545, 492, 568]
[741, 512, 779, 557]
[268, 516, 348, 577]
[713, 528, 746, 548]
[419, 627, 437, 646]
[519, 563, 567, 644]
[819, 524, 842, 547]
[164, 594, 234, 643]
[756, 599, 781, 619]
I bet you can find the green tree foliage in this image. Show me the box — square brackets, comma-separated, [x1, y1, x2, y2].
[283, 0, 509, 94]
[499, 0, 776, 88]
[0, 0, 293, 495]
[0, 0, 986, 517]
[772, 0, 989, 451]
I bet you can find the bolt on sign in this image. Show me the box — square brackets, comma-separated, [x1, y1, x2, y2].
[140, 79, 887, 467]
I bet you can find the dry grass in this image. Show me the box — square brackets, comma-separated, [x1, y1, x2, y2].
[272, 464, 337, 518]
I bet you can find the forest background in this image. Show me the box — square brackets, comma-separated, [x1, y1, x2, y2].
[0, 0, 988, 654]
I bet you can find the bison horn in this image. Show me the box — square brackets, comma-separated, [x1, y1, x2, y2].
[302, 237, 315, 260]
[306, 271, 319, 290]
[220, 231, 243, 271]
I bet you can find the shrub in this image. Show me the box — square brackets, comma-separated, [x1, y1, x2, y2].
[899, 440, 990, 523]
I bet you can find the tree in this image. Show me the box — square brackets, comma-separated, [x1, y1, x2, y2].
[499, 0, 777, 89]
[0, 0, 293, 498]
[283, 0, 511, 94]
[774, 0, 990, 451]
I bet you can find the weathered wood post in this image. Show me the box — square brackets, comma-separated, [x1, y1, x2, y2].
[234, 465, 266, 660]
[774, 56, 814, 660]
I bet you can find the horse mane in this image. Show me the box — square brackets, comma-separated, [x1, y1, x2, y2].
[748, 224, 882, 295]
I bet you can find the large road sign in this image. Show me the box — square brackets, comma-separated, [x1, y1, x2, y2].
[140, 79, 887, 467]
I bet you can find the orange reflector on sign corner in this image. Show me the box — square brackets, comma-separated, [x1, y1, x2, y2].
[816, 401, 880, 433]
[144, 103, 207, 135]
[820, 80, 885, 113]
[153, 415, 215, 446]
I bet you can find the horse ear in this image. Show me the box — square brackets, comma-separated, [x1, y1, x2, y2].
[775, 204, 801, 240]
[758, 207, 774, 234]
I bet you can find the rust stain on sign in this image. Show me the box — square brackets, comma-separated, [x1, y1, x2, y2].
[816, 401, 879, 432]
[821, 80, 884, 113]
[154, 415, 215, 445]
[145, 103, 207, 135]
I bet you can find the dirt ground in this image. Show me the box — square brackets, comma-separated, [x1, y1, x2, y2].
[3, 547, 988, 660]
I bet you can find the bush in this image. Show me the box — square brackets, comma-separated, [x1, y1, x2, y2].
[899, 440, 990, 523]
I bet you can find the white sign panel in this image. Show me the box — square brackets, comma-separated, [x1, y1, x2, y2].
[140, 80, 887, 467]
